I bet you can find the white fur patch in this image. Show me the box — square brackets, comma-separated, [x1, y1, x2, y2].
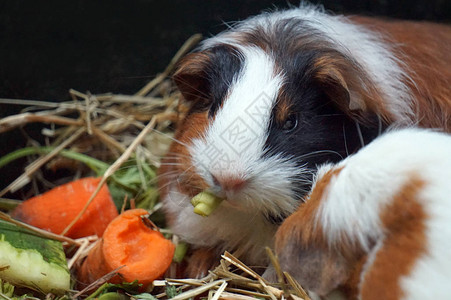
[192, 46, 281, 177]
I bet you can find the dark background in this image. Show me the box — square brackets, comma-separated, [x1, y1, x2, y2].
[1, 0, 450, 189]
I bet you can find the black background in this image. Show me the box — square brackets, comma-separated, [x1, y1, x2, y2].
[1, 0, 450, 189]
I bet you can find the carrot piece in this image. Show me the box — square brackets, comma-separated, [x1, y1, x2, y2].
[78, 209, 175, 289]
[11, 177, 118, 239]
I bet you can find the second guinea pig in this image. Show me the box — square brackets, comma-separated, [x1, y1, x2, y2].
[272, 128, 451, 299]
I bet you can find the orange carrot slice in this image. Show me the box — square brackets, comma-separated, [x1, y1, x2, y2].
[78, 209, 175, 289]
[11, 177, 118, 239]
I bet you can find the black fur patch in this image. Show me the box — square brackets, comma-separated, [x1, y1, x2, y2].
[207, 45, 244, 117]
[187, 45, 244, 116]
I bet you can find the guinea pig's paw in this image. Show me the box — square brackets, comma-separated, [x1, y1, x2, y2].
[275, 215, 351, 297]
[278, 242, 350, 297]
[185, 247, 220, 278]
[262, 264, 277, 283]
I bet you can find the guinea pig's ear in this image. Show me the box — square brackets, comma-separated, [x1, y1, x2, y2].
[173, 52, 211, 103]
[312, 51, 387, 122]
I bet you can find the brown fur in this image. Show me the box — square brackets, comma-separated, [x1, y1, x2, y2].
[274, 91, 294, 125]
[173, 52, 212, 104]
[359, 178, 427, 300]
[352, 17, 451, 131]
[185, 247, 220, 278]
[157, 111, 210, 226]
[311, 53, 391, 124]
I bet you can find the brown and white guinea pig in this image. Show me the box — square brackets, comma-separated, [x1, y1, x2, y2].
[158, 4, 451, 276]
[272, 127, 451, 299]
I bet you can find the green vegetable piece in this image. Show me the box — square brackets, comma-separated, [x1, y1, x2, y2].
[190, 191, 223, 217]
[173, 242, 189, 263]
[97, 292, 130, 300]
[132, 293, 158, 300]
[0, 220, 70, 295]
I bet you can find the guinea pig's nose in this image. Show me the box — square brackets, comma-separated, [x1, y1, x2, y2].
[211, 173, 247, 192]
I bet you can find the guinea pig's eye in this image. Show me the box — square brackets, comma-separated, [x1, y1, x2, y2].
[282, 114, 298, 132]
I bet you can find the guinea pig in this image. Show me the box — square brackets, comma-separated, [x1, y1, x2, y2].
[273, 128, 451, 299]
[158, 4, 451, 277]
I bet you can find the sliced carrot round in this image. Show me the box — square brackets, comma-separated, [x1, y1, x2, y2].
[79, 209, 175, 289]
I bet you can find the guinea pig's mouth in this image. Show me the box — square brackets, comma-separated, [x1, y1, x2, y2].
[204, 173, 304, 224]
[188, 138, 313, 223]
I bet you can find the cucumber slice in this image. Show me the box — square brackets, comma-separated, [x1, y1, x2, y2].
[0, 220, 70, 295]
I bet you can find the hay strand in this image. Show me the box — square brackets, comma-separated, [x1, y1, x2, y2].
[136, 33, 202, 96]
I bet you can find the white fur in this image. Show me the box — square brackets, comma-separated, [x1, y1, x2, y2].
[313, 128, 451, 297]
[201, 4, 414, 124]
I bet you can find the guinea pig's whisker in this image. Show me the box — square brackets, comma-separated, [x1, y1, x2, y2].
[168, 164, 200, 188]
[355, 121, 365, 147]
[290, 176, 313, 185]
[151, 170, 180, 181]
[158, 162, 184, 167]
[174, 76, 211, 99]
[343, 123, 350, 157]
[163, 151, 194, 159]
[292, 186, 311, 195]
[156, 177, 189, 194]
[298, 150, 344, 160]
[377, 115, 383, 136]
[150, 128, 191, 148]
[160, 155, 192, 161]
[315, 113, 346, 118]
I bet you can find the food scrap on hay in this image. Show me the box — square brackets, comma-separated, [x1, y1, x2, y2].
[0, 34, 312, 299]
[77, 209, 175, 291]
[191, 190, 224, 217]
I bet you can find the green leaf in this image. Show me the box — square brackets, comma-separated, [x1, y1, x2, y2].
[132, 293, 158, 300]
[97, 292, 130, 300]
[0, 147, 109, 175]
[0, 279, 15, 298]
[86, 281, 142, 300]
[172, 242, 189, 264]
[165, 283, 180, 298]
